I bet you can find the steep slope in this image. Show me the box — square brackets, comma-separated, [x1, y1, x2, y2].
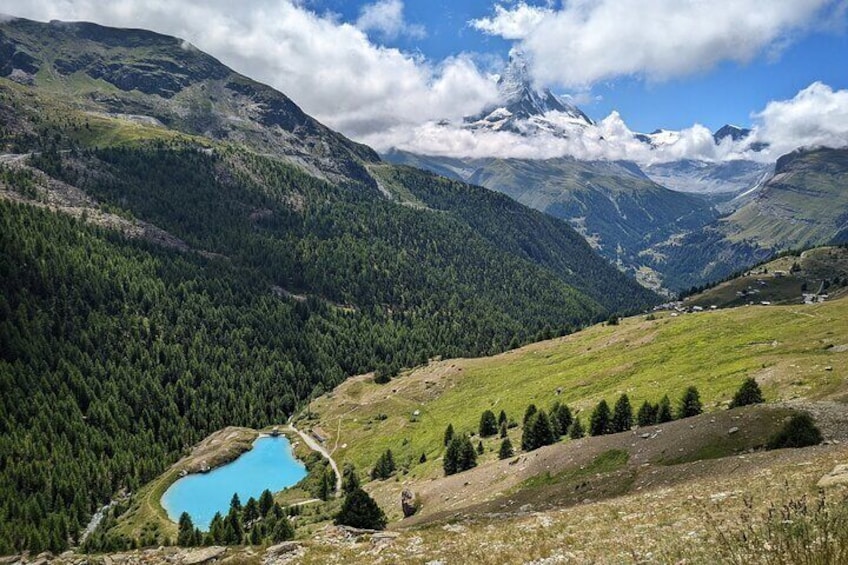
[0, 17, 378, 183]
[722, 147, 848, 249]
[0, 19, 659, 553]
[385, 150, 717, 292]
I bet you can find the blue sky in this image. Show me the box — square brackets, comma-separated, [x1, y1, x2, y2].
[313, 0, 848, 132]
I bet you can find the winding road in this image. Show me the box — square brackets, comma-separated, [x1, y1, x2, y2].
[287, 423, 342, 497]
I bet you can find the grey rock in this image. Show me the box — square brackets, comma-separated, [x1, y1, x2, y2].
[265, 542, 301, 556]
[401, 489, 418, 518]
[728, 427, 740, 434]
[181, 547, 226, 565]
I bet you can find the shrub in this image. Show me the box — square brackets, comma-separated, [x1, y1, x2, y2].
[767, 413, 823, 449]
[729, 378, 764, 408]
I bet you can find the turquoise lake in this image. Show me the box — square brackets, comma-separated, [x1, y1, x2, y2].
[161, 435, 306, 530]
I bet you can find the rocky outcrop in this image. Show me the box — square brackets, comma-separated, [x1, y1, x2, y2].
[401, 489, 418, 518]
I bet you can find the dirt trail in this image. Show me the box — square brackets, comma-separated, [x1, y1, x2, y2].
[288, 424, 342, 496]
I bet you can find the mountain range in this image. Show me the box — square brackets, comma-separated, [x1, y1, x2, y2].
[385, 51, 846, 292]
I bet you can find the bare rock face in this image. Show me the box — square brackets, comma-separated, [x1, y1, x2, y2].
[401, 489, 418, 518]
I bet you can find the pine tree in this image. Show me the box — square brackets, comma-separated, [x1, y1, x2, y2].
[318, 468, 334, 500]
[678, 386, 703, 418]
[444, 435, 477, 475]
[523, 404, 538, 425]
[522, 410, 556, 451]
[258, 489, 274, 517]
[243, 498, 259, 524]
[636, 401, 658, 427]
[590, 399, 612, 436]
[499, 421, 508, 438]
[443, 423, 455, 446]
[342, 462, 360, 494]
[177, 512, 195, 546]
[272, 515, 295, 541]
[611, 394, 633, 433]
[371, 449, 396, 480]
[335, 488, 387, 530]
[229, 493, 242, 513]
[729, 378, 764, 408]
[656, 395, 674, 423]
[479, 410, 498, 437]
[498, 410, 508, 427]
[498, 437, 514, 459]
[552, 403, 573, 437]
[569, 416, 585, 439]
[476, 440, 484, 455]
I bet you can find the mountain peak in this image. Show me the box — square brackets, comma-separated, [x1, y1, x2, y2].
[714, 124, 751, 143]
[464, 49, 592, 135]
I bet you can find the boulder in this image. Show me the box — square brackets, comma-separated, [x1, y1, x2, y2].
[265, 542, 301, 557]
[401, 489, 418, 517]
[181, 546, 226, 565]
[818, 464, 848, 488]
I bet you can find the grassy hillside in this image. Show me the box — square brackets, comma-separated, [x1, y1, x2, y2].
[723, 148, 848, 249]
[304, 297, 848, 481]
[685, 245, 848, 308]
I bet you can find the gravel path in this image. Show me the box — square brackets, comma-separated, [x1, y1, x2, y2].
[288, 424, 342, 497]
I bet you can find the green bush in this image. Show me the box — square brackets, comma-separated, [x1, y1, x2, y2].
[768, 413, 823, 449]
[729, 378, 764, 408]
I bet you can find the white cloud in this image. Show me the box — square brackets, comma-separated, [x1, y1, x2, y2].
[752, 82, 848, 156]
[470, 2, 553, 40]
[0, 0, 496, 138]
[355, 0, 425, 40]
[376, 82, 848, 164]
[473, 0, 839, 88]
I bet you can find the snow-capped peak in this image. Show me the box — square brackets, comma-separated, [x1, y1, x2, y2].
[463, 48, 593, 136]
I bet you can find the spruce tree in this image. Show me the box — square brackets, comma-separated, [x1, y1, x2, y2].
[499, 421, 508, 438]
[371, 449, 396, 480]
[258, 489, 274, 517]
[444, 435, 477, 475]
[523, 404, 538, 425]
[342, 462, 360, 494]
[499, 437, 514, 459]
[553, 403, 573, 437]
[476, 440, 484, 455]
[498, 410, 508, 427]
[479, 410, 498, 437]
[243, 498, 259, 524]
[656, 395, 674, 423]
[611, 394, 633, 433]
[636, 401, 658, 427]
[590, 399, 612, 436]
[522, 410, 555, 451]
[335, 488, 387, 530]
[569, 416, 585, 439]
[272, 515, 295, 541]
[678, 386, 703, 418]
[730, 378, 764, 408]
[443, 423, 455, 446]
[177, 512, 195, 546]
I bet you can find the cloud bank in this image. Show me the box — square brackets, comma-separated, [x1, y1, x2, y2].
[471, 0, 840, 87]
[374, 82, 848, 165]
[3, 0, 497, 137]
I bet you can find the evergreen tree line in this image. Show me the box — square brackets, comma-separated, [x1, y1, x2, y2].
[175, 491, 294, 547]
